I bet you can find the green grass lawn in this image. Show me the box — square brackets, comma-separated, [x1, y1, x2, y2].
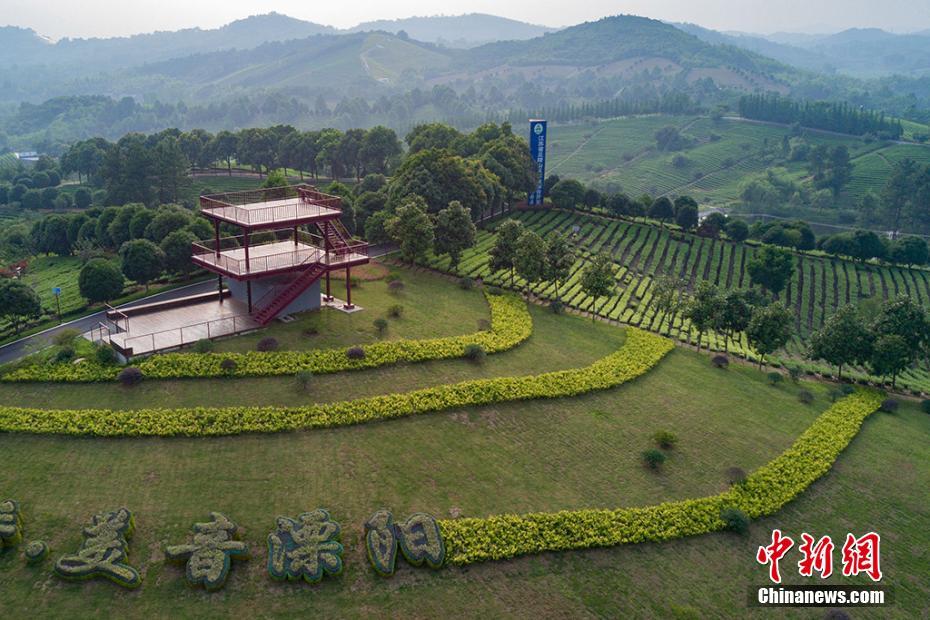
[0, 266, 926, 618]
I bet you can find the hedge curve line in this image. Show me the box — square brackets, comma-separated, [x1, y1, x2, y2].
[1, 292, 531, 383]
[437, 390, 883, 565]
[0, 328, 673, 437]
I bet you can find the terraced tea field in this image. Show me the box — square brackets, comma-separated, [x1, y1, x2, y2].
[428, 209, 930, 392]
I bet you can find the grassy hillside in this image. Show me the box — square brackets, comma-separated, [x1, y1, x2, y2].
[428, 209, 930, 393]
[547, 115, 930, 214]
[0, 265, 925, 617]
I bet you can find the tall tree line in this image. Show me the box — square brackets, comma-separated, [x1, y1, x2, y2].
[738, 94, 903, 138]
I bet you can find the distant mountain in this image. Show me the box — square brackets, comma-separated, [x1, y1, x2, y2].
[677, 24, 930, 78]
[349, 13, 554, 47]
[0, 13, 336, 69]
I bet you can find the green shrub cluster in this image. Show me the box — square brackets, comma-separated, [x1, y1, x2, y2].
[165, 512, 248, 591]
[24, 540, 49, 564]
[0, 499, 23, 547]
[437, 391, 882, 565]
[2, 293, 531, 383]
[54, 508, 142, 588]
[0, 328, 673, 437]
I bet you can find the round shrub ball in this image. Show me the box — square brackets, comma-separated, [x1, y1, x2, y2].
[711, 355, 729, 369]
[642, 448, 666, 470]
[296, 369, 313, 391]
[921, 399, 930, 415]
[477, 319, 491, 332]
[220, 358, 238, 373]
[824, 609, 851, 620]
[193, 339, 214, 353]
[720, 507, 750, 534]
[486, 286, 504, 296]
[549, 300, 564, 315]
[387, 304, 404, 318]
[117, 366, 143, 387]
[880, 398, 899, 413]
[257, 337, 279, 352]
[797, 390, 814, 405]
[387, 280, 405, 294]
[839, 384, 855, 395]
[725, 467, 747, 485]
[458, 277, 475, 290]
[95, 345, 117, 366]
[767, 372, 783, 386]
[24, 540, 50, 564]
[373, 318, 388, 335]
[347, 346, 366, 360]
[464, 343, 486, 363]
[54, 345, 75, 363]
[652, 430, 678, 449]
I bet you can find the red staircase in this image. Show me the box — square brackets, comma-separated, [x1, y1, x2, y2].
[320, 219, 352, 253]
[252, 262, 328, 325]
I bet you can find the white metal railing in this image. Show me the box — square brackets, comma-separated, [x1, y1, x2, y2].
[115, 313, 255, 355]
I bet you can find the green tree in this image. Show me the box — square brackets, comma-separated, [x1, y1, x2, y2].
[41, 215, 72, 256]
[725, 219, 749, 242]
[210, 130, 239, 175]
[119, 239, 165, 291]
[888, 236, 929, 266]
[747, 303, 793, 368]
[675, 202, 699, 231]
[514, 230, 547, 293]
[79, 258, 124, 304]
[433, 201, 477, 272]
[388, 198, 434, 264]
[580, 252, 615, 319]
[652, 274, 685, 327]
[360, 126, 402, 174]
[0, 280, 41, 334]
[261, 169, 289, 188]
[683, 281, 722, 351]
[153, 136, 192, 203]
[160, 229, 197, 278]
[73, 188, 93, 209]
[488, 219, 525, 286]
[869, 334, 911, 388]
[748, 245, 795, 297]
[549, 179, 585, 210]
[144, 208, 191, 244]
[544, 232, 576, 301]
[405, 123, 462, 154]
[809, 304, 872, 380]
[717, 289, 753, 353]
[870, 295, 927, 359]
[648, 196, 675, 227]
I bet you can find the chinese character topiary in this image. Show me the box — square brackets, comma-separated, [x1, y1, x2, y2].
[267, 509, 343, 584]
[165, 512, 248, 591]
[0, 499, 23, 548]
[364, 510, 445, 576]
[54, 508, 141, 588]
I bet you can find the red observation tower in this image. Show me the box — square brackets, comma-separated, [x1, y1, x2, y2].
[192, 185, 369, 324]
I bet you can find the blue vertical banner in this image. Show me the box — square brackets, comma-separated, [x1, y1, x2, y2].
[527, 119, 547, 205]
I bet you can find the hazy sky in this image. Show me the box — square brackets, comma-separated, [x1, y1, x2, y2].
[2, 0, 929, 39]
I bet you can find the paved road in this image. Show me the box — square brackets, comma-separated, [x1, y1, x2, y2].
[0, 280, 218, 365]
[0, 243, 398, 366]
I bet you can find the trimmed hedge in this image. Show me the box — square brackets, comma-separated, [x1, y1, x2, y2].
[437, 391, 882, 565]
[2, 293, 531, 383]
[0, 328, 673, 437]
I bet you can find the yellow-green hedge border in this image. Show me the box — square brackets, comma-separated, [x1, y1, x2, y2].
[1, 293, 531, 383]
[437, 390, 883, 565]
[0, 328, 673, 437]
